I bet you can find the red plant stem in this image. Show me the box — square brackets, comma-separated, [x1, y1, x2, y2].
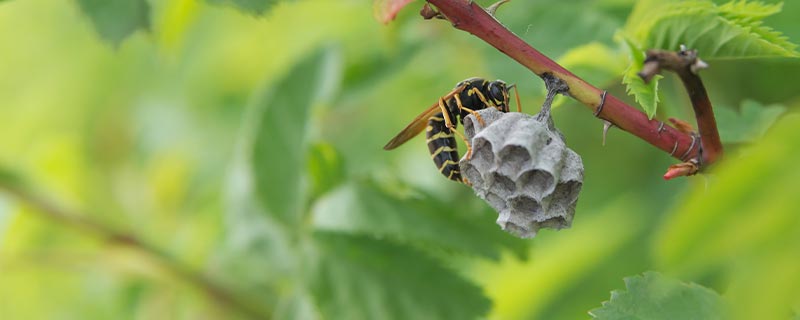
[675, 71, 722, 164]
[426, 0, 701, 163]
[640, 49, 723, 165]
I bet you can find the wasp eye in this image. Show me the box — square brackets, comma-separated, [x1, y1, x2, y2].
[488, 83, 503, 100]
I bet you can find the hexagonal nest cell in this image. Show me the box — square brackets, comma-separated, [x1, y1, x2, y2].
[460, 108, 584, 238]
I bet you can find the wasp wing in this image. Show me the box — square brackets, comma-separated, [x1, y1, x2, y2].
[383, 85, 467, 150]
[383, 102, 442, 150]
[383, 85, 468, 150]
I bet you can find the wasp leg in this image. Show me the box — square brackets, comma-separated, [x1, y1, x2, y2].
[467, 87, 495, 123]
[460, 106, 486, 126]
[438, 97, 455, 129]
[453, 94, 485, 127]
[511, 84, 522, 112]
[468, 87, 491, 107]
[461, 176, 472, 186]
[453, 129, 473, 160]
[438, 98, 474, 160]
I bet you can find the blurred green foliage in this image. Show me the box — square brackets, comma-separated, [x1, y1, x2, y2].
[0, 0, 799, 319]
[207, 0, 278, 15]
[590, 272, 727, 320]
[76, 0, 151, 45]
[715, 99, 786, 143]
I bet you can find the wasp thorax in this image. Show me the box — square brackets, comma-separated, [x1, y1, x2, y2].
[460, 108, 583, 238]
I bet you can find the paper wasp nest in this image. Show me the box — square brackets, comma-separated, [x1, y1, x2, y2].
[460, 108, 583, 238]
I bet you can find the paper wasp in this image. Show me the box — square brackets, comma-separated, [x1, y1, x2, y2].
[383, 78, 520, 184]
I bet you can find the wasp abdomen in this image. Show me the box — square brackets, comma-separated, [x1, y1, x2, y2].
[426, 113, 462, 182]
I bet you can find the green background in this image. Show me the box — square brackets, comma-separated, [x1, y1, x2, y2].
[0, 0, 798, 319]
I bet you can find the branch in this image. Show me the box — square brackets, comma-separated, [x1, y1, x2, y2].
[425, 0, 704, 166]
[0, 175, 271, 320]
[639, 47, 723, 166]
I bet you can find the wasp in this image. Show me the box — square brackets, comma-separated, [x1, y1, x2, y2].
[383, 78, 520, 184]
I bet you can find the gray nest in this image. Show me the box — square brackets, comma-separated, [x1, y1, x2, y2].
[460, 108, 584, 238]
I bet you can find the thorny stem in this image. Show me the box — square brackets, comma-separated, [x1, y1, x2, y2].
[425, 0, 705, 166]
[0, 179, 272, 320]
[640, 48, 723, 166]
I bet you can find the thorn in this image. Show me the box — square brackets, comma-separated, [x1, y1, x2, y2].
[594, 90, 607, 117]
[486, 0, 511, 16]
[602, 120, 614, 146]
[691, 59, 709, 74]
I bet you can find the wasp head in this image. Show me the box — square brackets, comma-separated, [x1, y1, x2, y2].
[488, 80, 511, 112]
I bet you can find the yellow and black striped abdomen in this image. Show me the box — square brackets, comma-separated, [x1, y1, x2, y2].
[426, 113, 461, 182]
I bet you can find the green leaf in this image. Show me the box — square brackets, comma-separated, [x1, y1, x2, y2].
[622, 37, 662, 118]
[589, 272, 726, 320]
[557, 42, 628, 86]
[653, 114, 800, 319]
[722, 249, 800, 320]
[220, 51, 340, 291]
[507, 0, 622, 58]
[653, 114, 800, 274]
[75, 0, 150, 46]
[251, 48, 339, 223]
[551, 42, 627, 109]
[273, 290, 320, 320]
[619, 0, 797, 117]
[715, 99, 786, 144]
[0, 167, 23, 243]
[0, 166, 23, 188]
[718, 0, 781, 19]
[310, 232, 490, 320]
[311, 181, 527, 259]
[307, 142, 346, 201]
[206, 0, 278, 15]
[0, 198, 11, 244]
[623, 0, 799, 59]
